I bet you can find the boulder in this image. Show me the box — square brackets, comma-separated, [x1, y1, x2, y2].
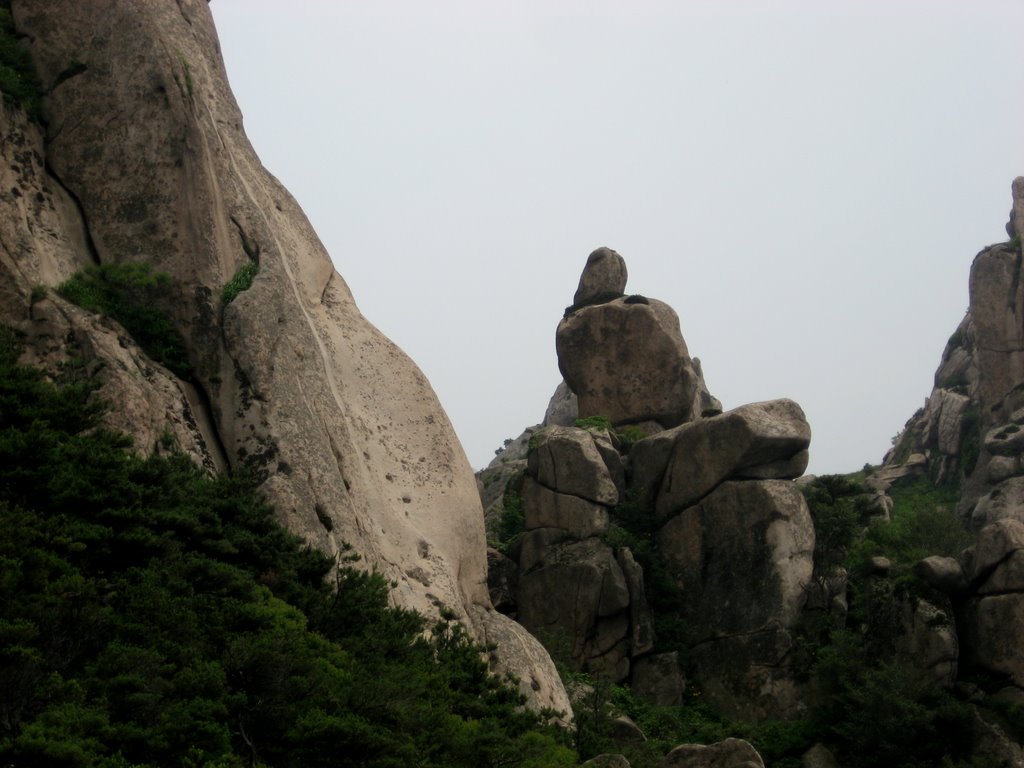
[960, 593, 1024, 687]
[915, 555, 967, 594]
[983, 413, 1024, 456]
[467, 604, 573, 722]
[628, 428, 680, 512]
[801, 743, 840, 768]
[556, 296, 698, 428]
[961, 518, 1024, 585]
[979, 549, 1024, 594]
[522, 476, 610, 538]
[656, 400, 811, 519]
[971, 476, 1024, 529]
[528, 426, 619, 505]
[659, 738, 765, 768]
[517, 538, 631, 672]
[631, 652, 685, 707]
[657, 480, 815, 636]
[573, 246, 628, 306]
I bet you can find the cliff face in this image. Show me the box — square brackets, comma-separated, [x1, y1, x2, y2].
[0, 0, 567, 714]
[880, 179, 1024, 527]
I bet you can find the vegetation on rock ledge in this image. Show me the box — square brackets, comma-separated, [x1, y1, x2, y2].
[58, 263, 193, 379]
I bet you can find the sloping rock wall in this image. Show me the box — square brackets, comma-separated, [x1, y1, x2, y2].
[3, 0, 568, 715]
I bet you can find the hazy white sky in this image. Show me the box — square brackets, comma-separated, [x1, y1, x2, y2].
[211, 1, 1024, 475]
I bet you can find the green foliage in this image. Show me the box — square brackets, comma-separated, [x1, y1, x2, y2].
[801, 474, 876, 573]
[940, 371, 969, 392]
[813, 631, 978, 768]
[960, 405, 981, 477]
[848, 478, 968, 579]
[221, 261, 258, 306]
[0, 9, 41, 121]
[0, 329, 572, 767]
[573, 415, 613, 431]
[57, 263, 192, 379]
[615, 425, 648, 451]
[492, 470, 525, 554]
[948, 328, 965, 349]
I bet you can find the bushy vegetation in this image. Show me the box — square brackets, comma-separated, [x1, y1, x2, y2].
[57, 263, 192, 379]
[799, 474, 984, 768]
[0, 327, 573, 767]
[573, 415, 613, 432]
[221, 261, 258, 306]
[0, 8, 41, 121]
[491, 470, 525, 555]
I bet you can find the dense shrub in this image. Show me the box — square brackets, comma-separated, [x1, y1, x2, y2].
[58, 263, 192, 379]
[0, 327, 573, 767]
[221, 261, 258, 306]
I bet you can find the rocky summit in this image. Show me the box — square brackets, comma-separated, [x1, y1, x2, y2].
[486, 250, 818, 722]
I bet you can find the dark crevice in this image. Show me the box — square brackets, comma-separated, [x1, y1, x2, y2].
[174, 0, 194, 27]
[188, 377, 231, 472]
[44, 159, 100, 265]
[51, 61, 87, 91]
[229, 215, 260, 263]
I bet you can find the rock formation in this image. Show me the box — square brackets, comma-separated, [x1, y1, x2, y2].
[878, 178, 1024, 530]
[0, 0, 568, 715]
[484, 249, 815, 722]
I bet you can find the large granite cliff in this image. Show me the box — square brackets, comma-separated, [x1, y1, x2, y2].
[0, 0, 568, 715]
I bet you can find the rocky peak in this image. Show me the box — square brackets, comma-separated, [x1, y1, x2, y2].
[484, 247, 815, 722]
[879, 178, 1024, 527]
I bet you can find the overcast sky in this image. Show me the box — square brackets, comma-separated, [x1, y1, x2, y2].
[210, 1, 1024, 475]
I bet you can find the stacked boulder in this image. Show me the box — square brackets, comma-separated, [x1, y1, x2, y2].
[516, 426, 653, 680]
[487, 247, 816, 722]
[645, 401, 814, 722]
[921, 518, 1024, 692]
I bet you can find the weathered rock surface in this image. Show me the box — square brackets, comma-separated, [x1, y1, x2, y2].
[631, 652, 685, 707]
[544, 379, 579, 427]
[517, 537, 631, 673]
[915, 555, 967, 594]
[659, 738, 765, 768]
[557, 296, 698, 428]
[958, 519, 1024, 689]
[657, 480, 814, 720]
[5, 0, 568, 714]
[467, 604, 573, 721]
[658, 480, 814, 635]
[656, 400, 811, 519]
[573, 246, 628, 306]
[971, 476, 1024, 529]
[893, 599, 958, 688]
[522, 476, 610, 538]
[528, 425, 619, 505]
